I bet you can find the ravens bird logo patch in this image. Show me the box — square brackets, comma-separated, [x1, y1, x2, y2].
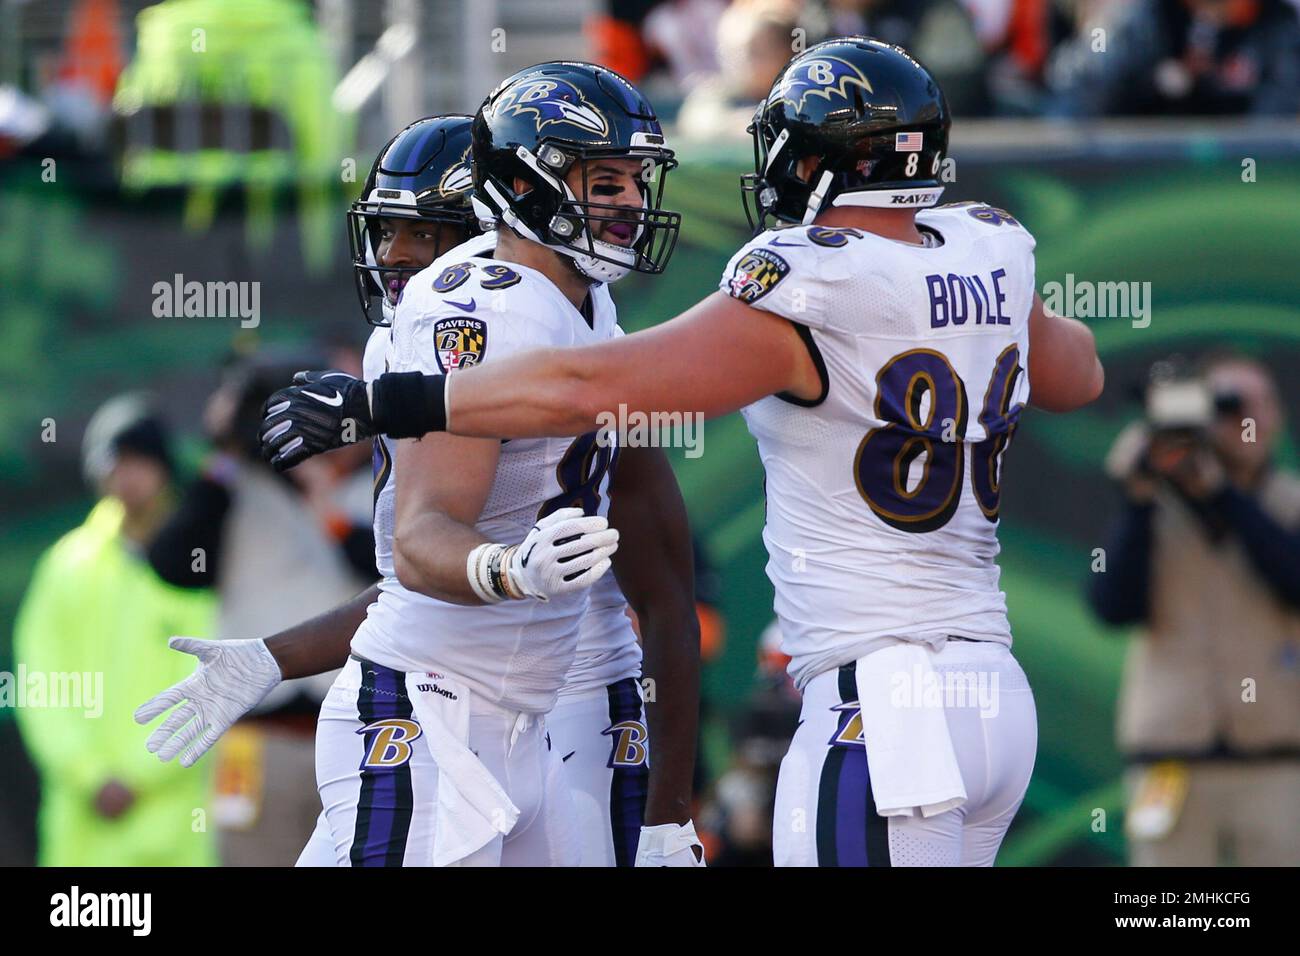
[727, 248, 791, 304]
[433, 317, 487, 372]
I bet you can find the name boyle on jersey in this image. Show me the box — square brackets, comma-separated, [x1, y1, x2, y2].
[433, 316, 487, 371]
[926, 268, 1013, 328]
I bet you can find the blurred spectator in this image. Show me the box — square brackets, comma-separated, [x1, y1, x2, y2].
[677, 0, 990, 138]
[0, 0, 124, 164]
[588, 0, 661, 83]
[590, 0, 726, 89]
[964, 0, 1075, 114]
[1087, 354, 1300, 866]
[678, 0, 802, 139]
[643, 0, 728, 89]
[13, 394, 216, 866]
[802, 0, 990, 114]
[44, 0, 124, 152]
[145, 351, 375, 866]
[1051, 0, 1300, 116]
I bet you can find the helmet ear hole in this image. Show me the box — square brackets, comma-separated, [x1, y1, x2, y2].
[795, 155, 822, 184]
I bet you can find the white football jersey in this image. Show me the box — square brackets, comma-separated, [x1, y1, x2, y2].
[360, 292, 640, 705]
[352, 232, 632, 713]
[561, 570, 641, 698]
[362, 323, 397, 583]
[718, 203, 1036, 689]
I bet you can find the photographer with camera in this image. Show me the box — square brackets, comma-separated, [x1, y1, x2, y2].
[1088, 353, 1300, 866]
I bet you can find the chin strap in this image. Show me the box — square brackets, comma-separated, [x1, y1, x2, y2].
[802, 170, 835, 225]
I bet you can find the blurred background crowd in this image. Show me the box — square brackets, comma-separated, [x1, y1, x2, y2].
[1, 0, 1299, 867]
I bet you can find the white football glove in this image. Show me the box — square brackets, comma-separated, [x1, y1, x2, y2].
[134, 637, 283, 767]
[503, 507, 619, 602]
[635, 821, 707, 867]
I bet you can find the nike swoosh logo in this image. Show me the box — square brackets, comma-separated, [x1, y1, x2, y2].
[521, 541, 538, 567]
[303, 390, 343, 407]
[447, 299, 476, 313]
[768, 237, 805, 247]
[562, 751, 576, 762]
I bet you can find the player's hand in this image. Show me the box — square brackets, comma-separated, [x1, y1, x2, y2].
[259, 370, 374, 471]
[634, 821, 707, 867]
[505, 507, 619, 602]
[134, 637, 283, 767]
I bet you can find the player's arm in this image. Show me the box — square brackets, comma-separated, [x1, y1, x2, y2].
[443, 292, 819, 438]
[607, 446, 700, 829]
[264, 585, 376, 677]
[258, 293, 818, 465]
[417, 292, 817, 441]
[392, 432, 620, 605]
[1027, 294, 1105, 412]
[135, 586, 377, 766]
[391, 432, 503, 604]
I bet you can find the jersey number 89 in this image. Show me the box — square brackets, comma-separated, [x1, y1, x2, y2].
[854, 345, 1023, 532]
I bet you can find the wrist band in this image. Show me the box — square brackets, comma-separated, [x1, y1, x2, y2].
[486, 545, 508, 600]
[372, 371, 448, 439]
[497, 545, 526, 601]
[466, 543, 506, 604]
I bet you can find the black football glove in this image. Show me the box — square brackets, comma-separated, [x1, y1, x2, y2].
[259, 370, 374, 471]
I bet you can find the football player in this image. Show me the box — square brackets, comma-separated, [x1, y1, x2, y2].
[144, 87, 702, 866]
[263, 38, 1105, 866]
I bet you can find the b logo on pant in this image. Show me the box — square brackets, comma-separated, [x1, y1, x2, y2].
[829, 702, 865, 748]
[603, 719, 649, 768]
[358, 718, 423, 769]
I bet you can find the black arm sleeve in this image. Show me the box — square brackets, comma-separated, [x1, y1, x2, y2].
[146, 477, 231, 588]
[372, 371, 447, 439]
[1086, 499, 1155, 627]
[1213, 486, 1300, 609]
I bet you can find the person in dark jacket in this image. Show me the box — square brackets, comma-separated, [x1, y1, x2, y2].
[1088, 353, 1300, 866]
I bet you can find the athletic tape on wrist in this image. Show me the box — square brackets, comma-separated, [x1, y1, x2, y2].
[498, 544, 526, 601]
[466, 543, 506, 604]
